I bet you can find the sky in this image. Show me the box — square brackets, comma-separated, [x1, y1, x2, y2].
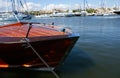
[0, 0, 120, 11]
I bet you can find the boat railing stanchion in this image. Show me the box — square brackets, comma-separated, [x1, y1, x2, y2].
[24, 25, 60, 78]
[26, 23, 32, 38]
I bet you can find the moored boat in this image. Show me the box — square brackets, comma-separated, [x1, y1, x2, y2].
[0, 0, 32, 21]
[113, 11, 120, 15]
[0, 22, 79, 69]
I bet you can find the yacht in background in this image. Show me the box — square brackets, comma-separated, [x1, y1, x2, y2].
[81, 11, 88, 16]
[0, 0, 32, 21]
[113, 10, 120, 15]
[35, 14, 50, 18]
[0, 12, 31, 21]
[80, 0, 88, 16]
[50, 11, 65, 17]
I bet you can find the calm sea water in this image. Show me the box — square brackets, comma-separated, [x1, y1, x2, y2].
[0, 16, 120, 78]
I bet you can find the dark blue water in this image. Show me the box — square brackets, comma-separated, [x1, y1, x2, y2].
[0, 16, 120, 78]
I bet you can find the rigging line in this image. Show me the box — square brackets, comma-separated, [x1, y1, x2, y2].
[11, 0, 20, 22]
[13, 11, 20, 22]
[22, 0, 29, 12]
[24, 23, 60, 78]
[11, 0, 14, 11]
[22, 0, 32, 17]
[20, 0, 29, 15]
[24, 38, 60, 78]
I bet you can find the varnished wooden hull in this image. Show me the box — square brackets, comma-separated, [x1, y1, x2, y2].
[0, 36, 79, 68]
[0, 22, 79, 68]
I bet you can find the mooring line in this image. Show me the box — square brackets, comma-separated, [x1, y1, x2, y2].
[24, 38, 60, 78]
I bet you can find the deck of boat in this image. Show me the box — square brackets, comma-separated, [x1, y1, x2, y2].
[0, 22, 68, 42]
[0, 22, 66, 37]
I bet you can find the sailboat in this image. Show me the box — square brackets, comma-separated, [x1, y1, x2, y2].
[113, 11, 120, 15]
[0, 0, 79, 69]
[81, 0, 88, 16]
[113, 1, 120, 15]
[0, 0, 32, 21]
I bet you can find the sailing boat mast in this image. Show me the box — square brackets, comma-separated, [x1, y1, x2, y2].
[83, 0, 86, 11]
[83, 0, 89, 11]
[6, 0, 8, 13]
[101, 0, 105, 9]
[11, 0, 20, 22]
[81, 0, 87, 16]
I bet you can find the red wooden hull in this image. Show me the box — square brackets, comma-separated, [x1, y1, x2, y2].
[0, 22, 79, 68]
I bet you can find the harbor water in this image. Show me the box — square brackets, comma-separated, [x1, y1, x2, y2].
[0, 16, 120, 78]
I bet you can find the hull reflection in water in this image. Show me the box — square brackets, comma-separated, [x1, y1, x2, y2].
[0, 22, 79, 69]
